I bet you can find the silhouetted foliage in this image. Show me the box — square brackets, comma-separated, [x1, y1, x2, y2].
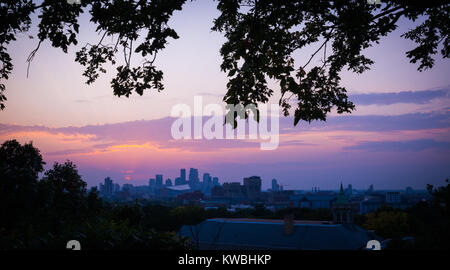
[0, 140, 187, 249]
[213, 0, 449, 125]
[171, 205, 207, 227]
[427, 178, 450, 215]
[363, 210, 410, 239]
[0, 139, 44, 231]
[0, 1, 448, 126]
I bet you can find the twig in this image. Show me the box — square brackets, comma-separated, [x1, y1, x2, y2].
[302, 37, 330, 70]
[128, 39, 133, 66]
[26, 40, 42, 78]
[97, 31, 108, 46]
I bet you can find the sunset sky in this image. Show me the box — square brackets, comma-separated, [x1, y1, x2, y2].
[1, 1, 449, 190]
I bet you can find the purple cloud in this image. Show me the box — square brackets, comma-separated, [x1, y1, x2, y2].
[349, 87, 449, 105]
[344, 139, 450, 152]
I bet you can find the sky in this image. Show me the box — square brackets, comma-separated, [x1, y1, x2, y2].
[0, 1, 449, 190]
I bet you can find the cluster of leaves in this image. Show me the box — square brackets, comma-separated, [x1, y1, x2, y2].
[0, 0, 36, 110]
[1, 0, 187, 109]
[0, 140, 188, 250]
[212, 0, 449, 125]
[75, 0, 186, 96]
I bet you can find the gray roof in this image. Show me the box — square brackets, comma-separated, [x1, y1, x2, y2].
[179, 218, 379, 250]
[167, 184, 191, 191]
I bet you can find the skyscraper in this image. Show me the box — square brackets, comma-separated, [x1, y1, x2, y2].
[202, 173, 212, 194]
[114, 183, 121, 193]
[156, 174, 163, 187]
[149, 178, 156, 187]
[180, 168, 186, 183]
[104, 177, 114, 196]
[243, 176, 262, 201]
[271, 178, 280, 191]
[212, 177, 219, 186]
[203, 173, 211, 184]
[189, 168, 199, 185]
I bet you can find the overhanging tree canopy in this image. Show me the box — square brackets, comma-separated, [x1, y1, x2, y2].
[0, 0, 448, 125]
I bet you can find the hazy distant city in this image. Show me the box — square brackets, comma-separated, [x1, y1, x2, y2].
[97, 167, 429, 215]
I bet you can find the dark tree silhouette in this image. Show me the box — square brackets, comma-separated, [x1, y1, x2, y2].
[0, 0, 448, 125]
[427, 178, 450, 217]
[0, 139, 44, 231]
[38, 161, 89, 230]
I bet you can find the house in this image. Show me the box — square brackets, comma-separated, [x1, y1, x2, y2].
[303, 194, 335, 209]
[178, 217, 381, 250]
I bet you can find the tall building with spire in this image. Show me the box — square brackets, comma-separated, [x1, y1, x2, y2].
[332, 183, 353, 224]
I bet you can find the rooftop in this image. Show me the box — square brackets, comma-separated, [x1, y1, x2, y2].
[211, 218, 333, 225]
[179, 218, 381, 250]
[166, 184, 191, 191]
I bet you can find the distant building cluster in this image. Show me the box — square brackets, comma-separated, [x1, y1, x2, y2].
[96, 172, 429, 215]
[98, 168, 221, 203]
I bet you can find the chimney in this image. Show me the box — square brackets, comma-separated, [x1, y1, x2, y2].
[284, 214, 295, 235]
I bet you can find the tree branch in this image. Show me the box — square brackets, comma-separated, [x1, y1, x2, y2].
[26, 40, 42, 78]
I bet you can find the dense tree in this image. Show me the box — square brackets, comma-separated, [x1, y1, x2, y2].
[427, 178, 450, 215]
[37, 161, 91, 233]
[0, 0, 448, 125]
[0, 139, 44, 231]
[141, 204, 178, 231]
[411, 179, 450, 249]
[363, 210, 410, 239]
[170, 205, 207, 227]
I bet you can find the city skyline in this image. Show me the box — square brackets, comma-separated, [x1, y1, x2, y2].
[93, 167, 426, 192]
[94, 167, 426, 220]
